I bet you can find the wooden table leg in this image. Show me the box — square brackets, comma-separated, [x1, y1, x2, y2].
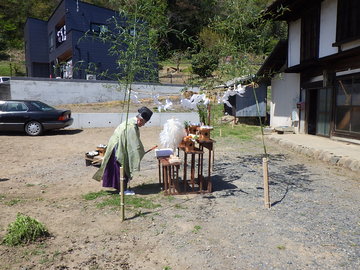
[197, 152, 201, 184]
[175, 165, 179, 194]
[183, 153, 187, 192]
[199, 153, 204, 192]
[207, 149, 212, 192]
[191, 153, 195, 191]
[163, 166, 168, 195]
[158, 159, 162, 188]
[212, 145, 215, 173]
[167, 165, 172, 195]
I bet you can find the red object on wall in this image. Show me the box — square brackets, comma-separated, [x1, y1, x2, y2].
[297, 102, 305, 110]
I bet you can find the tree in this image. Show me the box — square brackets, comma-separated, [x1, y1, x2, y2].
[0, 0, 59, 49]
[166, 0, 217, 52]
[191, 50, 219, 78]
[189, 0, 286, 85]
[106, 0, 170, 60]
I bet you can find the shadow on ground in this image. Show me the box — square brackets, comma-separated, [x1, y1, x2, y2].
[0, 129, 83, 136]
[211, 175, 238, 192]
[45, 129, 83, 136]
[215, 154, 314, 205]
[133, 183, 162, 195]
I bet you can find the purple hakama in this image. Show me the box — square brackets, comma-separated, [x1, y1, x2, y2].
[102, 148, 128, 190]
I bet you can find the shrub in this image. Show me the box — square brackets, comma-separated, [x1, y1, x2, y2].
[2, 213, 50, 246]
[191, 50, 219, 78]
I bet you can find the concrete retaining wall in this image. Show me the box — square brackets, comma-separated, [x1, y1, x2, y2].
[71, 112, 199, 129]
[10, 77, 199, 105]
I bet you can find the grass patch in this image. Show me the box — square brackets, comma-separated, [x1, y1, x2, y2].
[174, 203, 187, 209]
[192, 225, 202, 234]
[5, 199, 23, 206]
[2, 213, 50, 246]
[96, 193, 161, 210]
[0, 61, 26, 76]
[53, 250, 61, 257]
[277, 245, 286, 250]
[164, 195, 175, 202]
[125, 196, 161, 209]
[207, 104, 262, 141]
[84, 191, 161, 211]
[29, 248, 46, 256]
[213, 124, 261, 141]
[0, 62, 11, 75]
[82, 190, 109, 200]
[39, 255, 50, 264]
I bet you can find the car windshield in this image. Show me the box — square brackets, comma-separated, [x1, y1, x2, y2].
[30, 101, 56, 111]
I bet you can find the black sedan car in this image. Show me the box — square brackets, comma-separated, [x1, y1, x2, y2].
[0, 100, 73, 136]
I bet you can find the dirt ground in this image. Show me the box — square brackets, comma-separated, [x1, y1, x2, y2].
[0, 126, 359, 270]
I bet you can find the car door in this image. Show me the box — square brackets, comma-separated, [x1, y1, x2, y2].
[0, 101, 7, 130]
[0, 101, 29, 131]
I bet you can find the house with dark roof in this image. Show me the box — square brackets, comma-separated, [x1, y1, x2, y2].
[258, 0, 360, 142]
[24, 0, 156, 81]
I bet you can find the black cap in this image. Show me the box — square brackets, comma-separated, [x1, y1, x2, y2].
[137, 106, 153, 122]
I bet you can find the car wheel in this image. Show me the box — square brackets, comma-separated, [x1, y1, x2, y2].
[25, 121, 43, 136]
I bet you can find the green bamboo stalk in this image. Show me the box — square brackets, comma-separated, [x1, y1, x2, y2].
[252, 83, 268, 157]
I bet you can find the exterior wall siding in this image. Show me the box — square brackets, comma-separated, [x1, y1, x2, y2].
[72, 31, 118, 80]
[319, 0, 338, 58]
[24, 19, 49, 77]
[288, 19, 301, 67]
[270, 73, 300, 129]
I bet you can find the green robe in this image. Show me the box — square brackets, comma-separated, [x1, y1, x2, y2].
[93, 117, 145, 181]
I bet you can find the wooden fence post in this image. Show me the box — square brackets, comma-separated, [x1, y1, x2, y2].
[263, 157, 270, 209]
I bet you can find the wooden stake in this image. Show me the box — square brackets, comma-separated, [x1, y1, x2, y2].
[219, 129, 222, 137]
[120, 167, 125, 221]
[263, 157, 270, 208]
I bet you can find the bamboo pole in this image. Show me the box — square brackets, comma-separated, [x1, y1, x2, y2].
[120, 167, 125, 221]
[263, 157, 270, 208]
[207, 104, 211, 126]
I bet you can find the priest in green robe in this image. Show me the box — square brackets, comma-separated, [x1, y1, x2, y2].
[93, 107, 153, 193]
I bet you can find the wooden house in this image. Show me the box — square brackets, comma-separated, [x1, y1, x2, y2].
[258, 0, 360, 142]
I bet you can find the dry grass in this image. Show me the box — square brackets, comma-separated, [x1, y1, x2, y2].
[55, 96, 193, 113]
